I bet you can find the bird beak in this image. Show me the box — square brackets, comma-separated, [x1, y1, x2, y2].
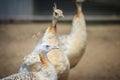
[60, 14, 64, 18]
[52, 46, 59, 49]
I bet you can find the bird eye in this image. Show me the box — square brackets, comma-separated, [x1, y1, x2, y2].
[46, 45, 50, 48]
[55, 12, 57, 15]
[45, 45, 50, 50]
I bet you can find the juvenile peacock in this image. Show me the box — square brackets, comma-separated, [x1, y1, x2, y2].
[19, 4, 70, 80]
[59, 0, 87, 68]
[2, 52, 57, 80]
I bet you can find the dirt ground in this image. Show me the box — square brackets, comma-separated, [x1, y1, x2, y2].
[0, 22, 120, 80]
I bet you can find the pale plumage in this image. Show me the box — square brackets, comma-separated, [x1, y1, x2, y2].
[1, 72, 37, 80]
[47, 49, 69, 80]
[19, 4, 70, 80]
[19, 42, 59, 73]
[2, 53, 57, 80]
[59, 0, 87, 68]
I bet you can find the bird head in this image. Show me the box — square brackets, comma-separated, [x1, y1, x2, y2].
[53, 3, 64, 19]
[39, 41, 59, 55]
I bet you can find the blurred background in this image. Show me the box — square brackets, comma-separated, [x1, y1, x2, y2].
[0, 0, 120, 80]
[0, 0, 120, 21]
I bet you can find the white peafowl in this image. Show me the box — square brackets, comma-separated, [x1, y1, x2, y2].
[59, 0, 87, 68]
[46, 5, 70, 80]
[19, 3, 70, 80]
[2, 53, 57, 80]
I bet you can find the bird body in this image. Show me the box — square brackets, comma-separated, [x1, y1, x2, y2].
[2, 53, 57, 80]
[47, 49, 70, 80]
[19, 49, 69, 80]
[59, 0, 87, 68]
[19, 4, 70, 80]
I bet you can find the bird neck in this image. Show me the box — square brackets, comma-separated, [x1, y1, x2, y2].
[36, 62, 57, 80]
[69, 1, 87, 44]
[42, 18, 58, 41]
[42, 52, 48, 58]
[51, 18, 58, 29]
[76, 2, 82, 16]
[39, 54, 49, 67]
[45, 18, 57, 34]
[71, 1, 86, 34]
[37, 53, 57, 80]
